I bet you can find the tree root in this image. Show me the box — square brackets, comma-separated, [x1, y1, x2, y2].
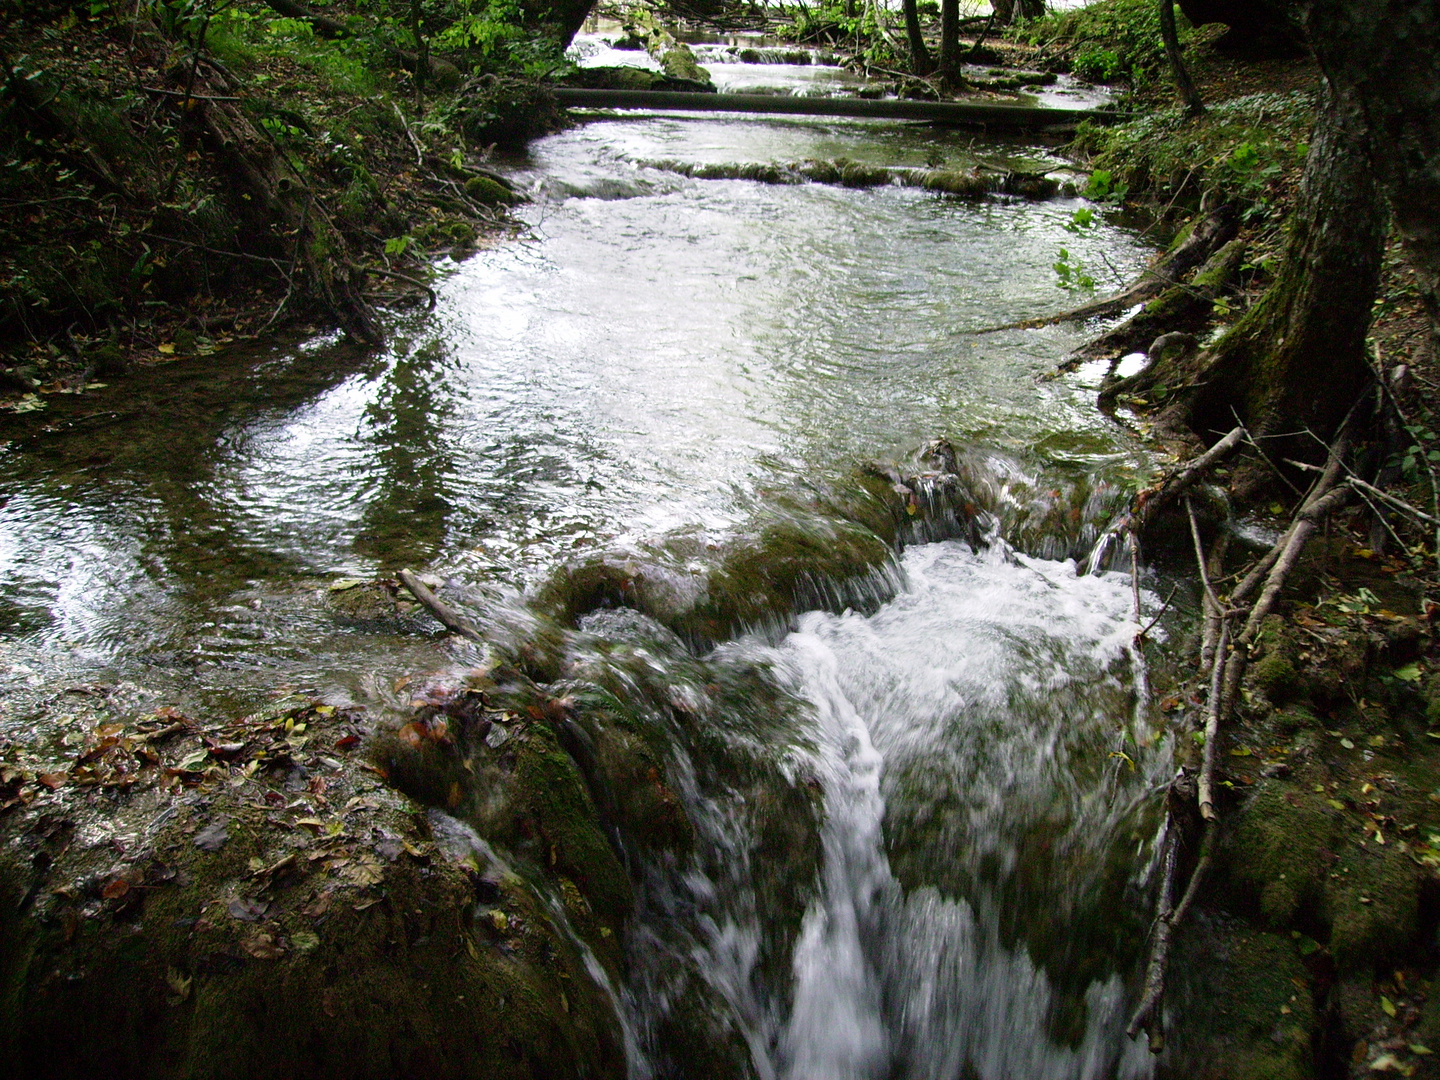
[192, 61, 382, 345]
[1076, 237, 1246, 368]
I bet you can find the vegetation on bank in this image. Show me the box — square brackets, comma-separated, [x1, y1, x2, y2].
[0, 0, 571, 403]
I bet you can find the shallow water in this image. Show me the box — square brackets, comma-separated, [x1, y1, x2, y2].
[2, 76, 1166, 1078]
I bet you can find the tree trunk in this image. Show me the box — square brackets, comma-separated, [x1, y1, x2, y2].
[1294, 0, 1440, 361]
[938, 0, 961, 79]
[991, 0, 1042, 23]
[1113, 84, 1383, 458]
[902, 0, 934, 75]
[1159, 0, 1205, 116]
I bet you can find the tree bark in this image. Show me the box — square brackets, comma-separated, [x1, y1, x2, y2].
[938, 0, 962, 79]
[1113, 83, 1382, 460]
[1293, 0, 1440, 361]
[902, 0, 934, 75]
[1158, 0, 1205, 116]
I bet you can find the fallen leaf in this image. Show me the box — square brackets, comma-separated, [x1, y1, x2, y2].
[1368, 1052, 1411, 1074]
[101, 878, 132, 900]
[227, 897, 269, 922]
[157, 342, 175, 354]
[165, 966, 192, 1002]
[1341, 738, 1356, 750]
[242, 932, 285, 960]
[1381, 995, 1397, 1017]
[36, 772, 68, 789]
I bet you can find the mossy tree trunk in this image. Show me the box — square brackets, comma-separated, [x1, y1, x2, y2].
[902, 0, 935, 75]
[1295, 0, 1440, 362]
[938, 0, 962, 79]
[1131, 84, 1383, 458]
[1159, 0, 1205, 116]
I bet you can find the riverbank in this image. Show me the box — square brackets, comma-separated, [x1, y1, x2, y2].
[0, 0, 555, 409]
[1032, 8, 1440, 1077]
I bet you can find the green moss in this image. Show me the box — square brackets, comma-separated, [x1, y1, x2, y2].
[464, 175, 520, 206]
[1321, 842, 1419, 969]
[510, 724, 634, 928]
[1227, 781, 1337, 926]
[1252, 653, 1301, 703]
[659, 44, 711, 86]
[0, 760, 626, 1080]
[1167, 923, 1317, 1080]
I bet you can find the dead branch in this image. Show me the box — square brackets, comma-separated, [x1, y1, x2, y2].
[1133, 425, 1246, 529]
[397, 570, 484, 642]
[1132, 420, 1355, 1051]
[1128, 817, 1214, 1048]
[982, 202, 1238, 333]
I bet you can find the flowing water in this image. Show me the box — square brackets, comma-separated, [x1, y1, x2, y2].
[0, 70, 1177, 1079]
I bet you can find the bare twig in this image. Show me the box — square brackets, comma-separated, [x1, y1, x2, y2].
[397, 570, 483, 642]
[1133, 426, 1246, 529]
[391, 101, 425, 168]
[1196, 620, 1228, 821]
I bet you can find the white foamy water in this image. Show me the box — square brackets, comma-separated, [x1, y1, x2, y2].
[773, 540, 1162, 1080]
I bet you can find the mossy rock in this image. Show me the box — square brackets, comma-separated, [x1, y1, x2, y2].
[464, 175, 520, 207]
[443, 219, 477, 247]
[1320, 841, 1419, 969]
[1164, 920, 1317, 1080]
[1227, 780, 1339, 926]
[0, 703, 625, 1080]
[659, 45, 712, 87]
[1251, 653, 1301, 704]
[509, 723, 634, 929]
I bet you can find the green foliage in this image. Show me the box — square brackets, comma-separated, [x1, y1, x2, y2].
[1070, 91, 1315, 209]
[1053, 247, 1095, 291]
[1072, 47, 1122, 82]
[1010, 0, 1184, 85]
[1082, 167, 1129, 203]
[772, 0, 900, 64]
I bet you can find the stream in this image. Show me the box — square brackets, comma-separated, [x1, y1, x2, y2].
[1, 59, 1174, 1080]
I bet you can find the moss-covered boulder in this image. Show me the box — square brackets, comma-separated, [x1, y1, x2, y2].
[1320, 841, 1420, 969]
[0, 699, 626, 1080]
[1227, 780, 1339, 926]
[1164, 921, 1317, 1080]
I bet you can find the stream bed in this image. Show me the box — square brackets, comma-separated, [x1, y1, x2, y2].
[1, 80, 1176, 1079]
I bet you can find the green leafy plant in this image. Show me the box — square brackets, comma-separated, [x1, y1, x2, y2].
[1053, 247, 1096, 291]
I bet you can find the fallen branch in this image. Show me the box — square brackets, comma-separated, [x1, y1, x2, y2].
[397, 570, 484, 643]
[981, 202, 1238, 333]
[1133, 425, 1246, 529]
[368, 266, 438, 310]
[1128, 815, 1214, 1048]
[1131, 421, 1355, 1050]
